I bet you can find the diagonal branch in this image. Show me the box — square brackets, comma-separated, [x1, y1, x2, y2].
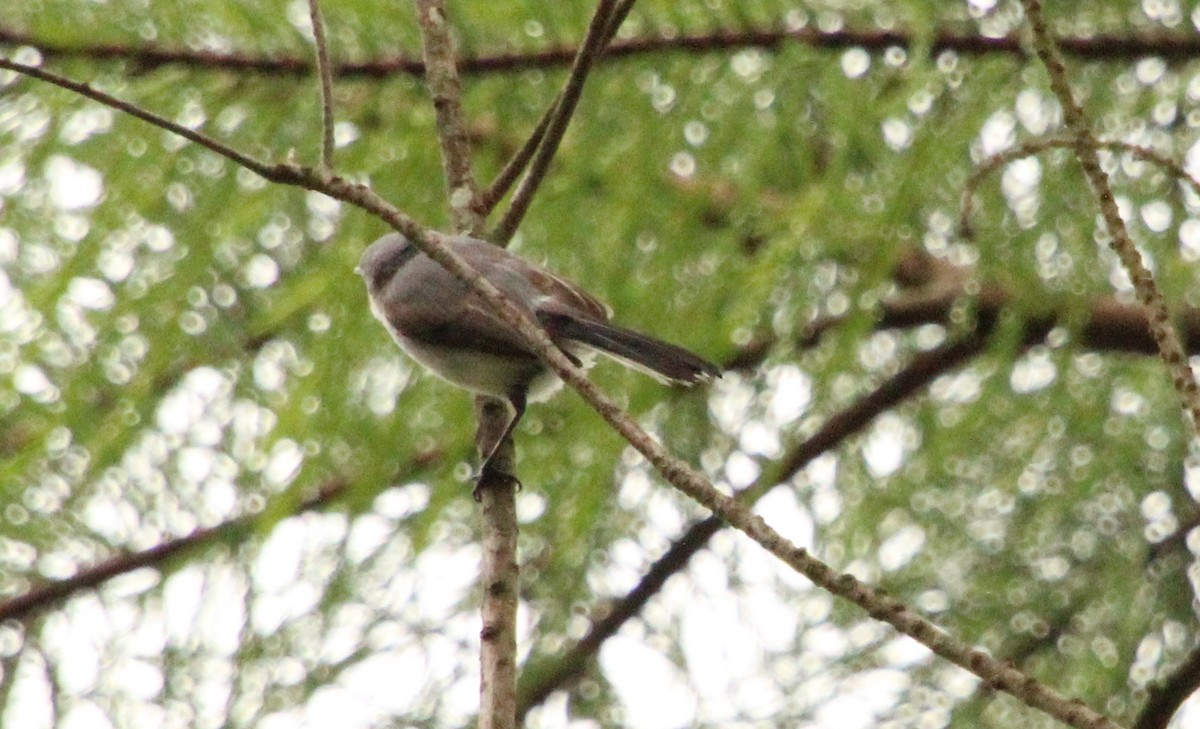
[490, 0, 618, 243]
[1020, 0, 1200, 434]
[799, 251, 1200, 357]
[477, 103, 555, 215]
[0, 480, 346, 623]
[1, 56, 1127, 729]
[960, 137, 1200, 239]
[478, 0, 637, 216]
[1134, 642, 1200, 729]
[517, 329, 989, 716]
[0, 57, 281, 180]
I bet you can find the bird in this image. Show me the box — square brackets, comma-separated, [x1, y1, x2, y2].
[356, 232, 720, 486]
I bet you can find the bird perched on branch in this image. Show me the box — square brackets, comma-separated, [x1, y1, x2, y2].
[356, 232, 721, 488]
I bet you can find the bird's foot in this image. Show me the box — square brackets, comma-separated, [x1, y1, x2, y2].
[472, 464, 522, 502]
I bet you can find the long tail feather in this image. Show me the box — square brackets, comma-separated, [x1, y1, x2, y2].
[540, 313, 720, 385]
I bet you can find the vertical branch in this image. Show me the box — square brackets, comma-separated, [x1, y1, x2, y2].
[414, 0, 482, 233]
[1019, 0, 1200, 432]
[306, 0, 336, 173]
[490, 0, 618, 243]
[478, 454, 519, 729]
[411, 3, 513, 728]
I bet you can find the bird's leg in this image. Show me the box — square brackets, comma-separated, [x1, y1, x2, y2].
[473, 390, 526, 500]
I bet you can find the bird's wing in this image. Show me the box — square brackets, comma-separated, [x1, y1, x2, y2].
[453, 237, 612, 323]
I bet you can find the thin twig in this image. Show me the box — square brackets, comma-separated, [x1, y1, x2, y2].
[600, 0, 639, 47]
[491, 0, 618, 243]
[478, 95, 557, 215]
[518, 331, 988, 716]
[414, 0, 481, 232]
[9, 26, 1200, 79]
[306, 0, 336, 173]
[0, 57, 279, 179]
[477, 0, 637, 216]
[4, 57, 1126, 729]
[0, 481, 346, 623]
[960, 137, 1200, 239]
[1020, 0, 1200, 433]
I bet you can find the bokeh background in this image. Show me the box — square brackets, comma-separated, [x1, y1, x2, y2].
[3, 1, 1200, 727]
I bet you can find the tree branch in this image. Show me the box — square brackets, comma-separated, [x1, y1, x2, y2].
[1134, 644, 1200, 729]
[306, 0, 336, 173]
[1, 56, 1126, 729]
[0, 480, 346, 623]
[5, 26, 1200, 79]
[1020, 0, 1200, 434]
[478, 0, 637, 218]
[797, 249, 1200, 359]
[478, 477, 519, 729]
[518, 329, 988, 716]
[414, 0, 482, 232]
[490, 0, 618, 243]
[960, 138, 1200, 240]
[409, 4, 516, 727]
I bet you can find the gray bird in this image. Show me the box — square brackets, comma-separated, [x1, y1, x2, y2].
[356, 232, 720, 482]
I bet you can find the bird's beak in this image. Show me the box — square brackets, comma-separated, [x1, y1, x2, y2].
[353, 264, 362, 275]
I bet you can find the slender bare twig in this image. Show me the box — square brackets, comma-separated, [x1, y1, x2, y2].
[414, 0, 482, 232]
[799, 253, 1200, 358]
[960, 137, 1200, 239]
[1020, 0, 1200, 435]
[3, 58, 1126, 729]
[491, 0, 618, 243]
[0, 57, 279, 178]
[478, 0, 637, 218]
[8, 26, 1200, 79]
[478, 96, 557, 215]
[0, 481, 346, 623]
[600, 0, 639, 47]
[306, 0, 336, 173]
[1134, 645, 1200, 729]
[518, 330, 989, 717]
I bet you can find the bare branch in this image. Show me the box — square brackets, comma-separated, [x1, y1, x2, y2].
[1134, 645, 1200, 729]
[306, 0, 336, 173]
[1020, 0, 1200, 434]
[477, 0, 637, 216]
[7, 26, 1200, 79]
[478, 480, 519, 729]
[799, 255, 1200, 358]
[478, 95, 556, 215]
[491, 0, 618, 243]
[410, 3, 512, 726]
[518, 330, 987, 716]
[0, 481, 346, 623]
[4, 56, 1126, 729]
[0, 56, 280, 179]
[960, 137, 1200, 239]
[414, 0, 481, 232]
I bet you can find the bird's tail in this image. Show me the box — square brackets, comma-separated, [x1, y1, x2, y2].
[541, 313, 720, 385]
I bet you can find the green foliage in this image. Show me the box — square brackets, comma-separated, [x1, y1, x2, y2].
[3, 1, 1200, 728]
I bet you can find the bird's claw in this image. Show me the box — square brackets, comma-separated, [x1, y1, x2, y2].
[472, 466, 522, 501]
